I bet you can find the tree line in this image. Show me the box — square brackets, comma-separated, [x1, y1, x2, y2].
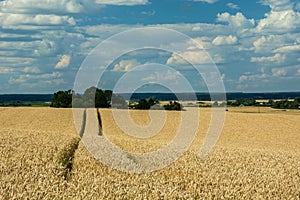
[269, 98, 300, 109]
[226, 98, 300, 109]
[50, 87, 182, 110]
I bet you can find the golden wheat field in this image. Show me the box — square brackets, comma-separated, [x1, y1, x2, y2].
[0, 106, 300, 199]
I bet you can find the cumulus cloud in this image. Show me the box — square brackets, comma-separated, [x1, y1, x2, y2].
[112, 59, 140, 72]
[0, 0, 85, 14]
[217, 12, 255, 28]
[23, 66, 40, 73]
[8, 76, 26, 84]
[0, 57, 34, 66]
[192, 37, 212, 49]
[273, 45, 300, 53]
[192, 0, 218, 3]
[0, 14, 76, 26]
[253, 35, 278, 53]
[239, 73, 268, 82]
[212, 35, 238, 45]
[95, 0, 149, 6]
[166, 51, 211, 66]
[9, 72, 62, 84]
[142, 70, 181, 82]
[259, 0, 294, 11]
[256, 10, 300, 33]
[252, 34, 300, 53]
[55, 55, 71, 69]
[0, 0, 148, 15]
[251, 53, 285, 63]
[227, 3, 240, 10]
[272, 68, 287, 76]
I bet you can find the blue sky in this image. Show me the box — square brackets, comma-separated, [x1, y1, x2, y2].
[0, 0, 300, 93]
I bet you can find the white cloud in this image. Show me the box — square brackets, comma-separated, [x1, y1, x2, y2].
[192, 37, 212, 49]
[0, 14, 76, 26]
[193, 0, 219, 4]
[95, 0, 149, 6]
[239, 75, 248, 82]
[0, 0, 148, 16]
[192, 0, 218, 3]
[142, 70, 181, 82]
[9, 76, 26, 84]
[55, 55, 71, 69]
[0, 57, 34, 66]
[9, 72, 62, 84]
[112, 59, 140, 72]
[166, 51, 211, 66]
[256, 10, 300, 33]
[274, 45, 300, 53]
[0, 0, 85, 14]
[217, 12, 255, 29]
[84, 24, 136, 37]
[251, 53, 285, 63]
[253, 35, 278, 53]
[212, 35, 238, 45]
[23, 66, 40, 73]
[39, 72, 62, 79]
[259, 0, 294, 11]
[33, 40, 57, 56]
[0, 40, 56, 53]
[0, 67, 14, 74]
[239, 73, 268, 82]
[227, 3, 240, 10]
[252, 34, 300, 53]
[272, 68, 287, 76]
[141, 10, 155, 16]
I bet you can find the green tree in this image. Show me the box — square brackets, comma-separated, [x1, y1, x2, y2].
[227, 98, 257, 107]
[271, 99, 299, 109]
[52, 87, 114, 108]
[135, 99, 151, 110]
[50, 90, 72, 108]
[131, 97, 159, 110]
[164, 101, 182, 111]
[95, 88, 110, 108]
[80, 87, 111, 108]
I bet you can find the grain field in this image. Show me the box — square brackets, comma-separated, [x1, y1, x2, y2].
[0, 107, 299, 199]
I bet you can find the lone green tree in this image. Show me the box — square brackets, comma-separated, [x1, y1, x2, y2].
[51, 87, 114, 108]
[50, 90, 73, 108]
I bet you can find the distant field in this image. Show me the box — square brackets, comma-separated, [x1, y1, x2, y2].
[0, 107, 299, 199]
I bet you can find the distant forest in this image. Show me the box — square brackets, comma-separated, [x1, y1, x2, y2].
[1, 92, 300, 102]
[0, 91, 299, 109]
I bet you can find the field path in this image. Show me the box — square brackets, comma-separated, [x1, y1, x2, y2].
[81, 108, 145, 173]
[81, 108, 202, 173]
